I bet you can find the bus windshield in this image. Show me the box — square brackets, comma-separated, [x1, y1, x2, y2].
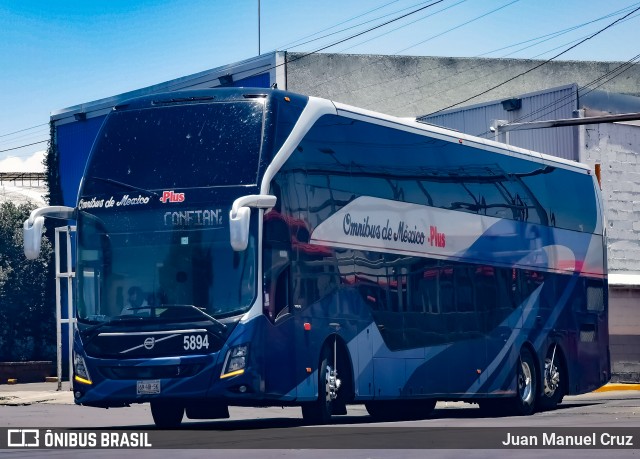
[83, 100, 265, 192]
[76, 211, 257, 323]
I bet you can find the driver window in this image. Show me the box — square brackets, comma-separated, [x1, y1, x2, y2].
[263, 212, 291, 322]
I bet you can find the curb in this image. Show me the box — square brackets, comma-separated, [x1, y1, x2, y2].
[594, 383, 640, 392]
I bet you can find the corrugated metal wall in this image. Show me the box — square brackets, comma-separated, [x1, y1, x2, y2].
[419, 84, 579, 161]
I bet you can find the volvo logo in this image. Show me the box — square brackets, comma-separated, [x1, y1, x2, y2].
[143, 337, 155, 350]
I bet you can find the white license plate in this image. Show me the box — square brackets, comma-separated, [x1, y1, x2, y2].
[137, 380, 161, 395]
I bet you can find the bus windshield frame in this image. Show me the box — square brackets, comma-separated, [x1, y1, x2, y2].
[76, 209, 258, 324]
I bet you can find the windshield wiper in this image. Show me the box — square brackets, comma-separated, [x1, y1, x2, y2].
[157, 305, 227, 335]
[80, 315, 148, 338]
[89, 176, 159, 197]
[80, 305, 227, 339]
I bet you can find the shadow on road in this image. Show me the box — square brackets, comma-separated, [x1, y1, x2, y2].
[102, 400, 601, 431]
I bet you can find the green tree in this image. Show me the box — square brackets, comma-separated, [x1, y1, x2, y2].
[0, 202, 55, 361]
[44, 121, 63, 206]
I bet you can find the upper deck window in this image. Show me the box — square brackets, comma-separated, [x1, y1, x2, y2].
[83, 101, 264, 193]
[289, 115, 597, 234]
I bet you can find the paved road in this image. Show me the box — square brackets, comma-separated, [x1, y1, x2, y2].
[1, 383, 639, 458]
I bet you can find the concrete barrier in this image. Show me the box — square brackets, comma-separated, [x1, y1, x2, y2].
[0, 361, 55, 384]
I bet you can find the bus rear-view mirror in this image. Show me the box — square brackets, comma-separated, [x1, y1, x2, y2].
[230, 207, 251, 251]
[22, 205, 76, 259]
[23, 216, 45, 260]
[229, 194, 277, 252]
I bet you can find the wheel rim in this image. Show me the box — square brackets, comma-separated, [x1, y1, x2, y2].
[324, 364, 333, 403]
[543, 357, 560, 397]
[325, 364, 340, 403]
[518, 359, 534, 405]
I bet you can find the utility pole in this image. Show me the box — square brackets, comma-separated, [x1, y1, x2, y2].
[258, 0, 261, 55]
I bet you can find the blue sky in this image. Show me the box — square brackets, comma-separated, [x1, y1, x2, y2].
[1, 0, 639, 170]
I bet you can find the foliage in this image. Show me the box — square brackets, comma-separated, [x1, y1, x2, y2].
[0, 201, 55, 361]
[44, 121, 63, 206]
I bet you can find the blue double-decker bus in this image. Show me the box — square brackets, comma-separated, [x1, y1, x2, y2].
[24, 88, 609, 427]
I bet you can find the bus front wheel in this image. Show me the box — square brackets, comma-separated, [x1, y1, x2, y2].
[150, 400, 184, 429]
[302, 350, 337, 424]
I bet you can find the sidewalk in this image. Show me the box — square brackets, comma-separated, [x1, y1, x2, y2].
[0, 381, 74, 406]
[0, 381, 638, 406]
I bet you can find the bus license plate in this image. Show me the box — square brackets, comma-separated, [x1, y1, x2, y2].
[137, 380, 161, 395]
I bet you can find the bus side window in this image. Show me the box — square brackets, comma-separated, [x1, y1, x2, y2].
[263, 213, 292, 322]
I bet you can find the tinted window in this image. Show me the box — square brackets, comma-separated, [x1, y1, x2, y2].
[285, 115, 596, 233]
[84, 101, 264, 193]
[544, 166, 597, 232]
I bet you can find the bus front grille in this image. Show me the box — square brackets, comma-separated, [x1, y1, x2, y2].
[98, 364, 204, 380]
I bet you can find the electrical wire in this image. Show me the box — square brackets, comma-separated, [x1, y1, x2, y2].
[305, 2, 639, 101]
[335, 0, 468, 54]
[0, 140, 48, 154]
[161, 0, 446, 93]
[0, 123, 48, 138]
[271, 0, 418, 51]
[422, 5, 640, 117]
[395, 0, 520, 54]
[468, 53, 640, 138]
[1, 0, 447, 149]
[316, 7, 640, 116]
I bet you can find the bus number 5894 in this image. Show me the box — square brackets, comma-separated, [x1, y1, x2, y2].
[183, 335, 209, 350]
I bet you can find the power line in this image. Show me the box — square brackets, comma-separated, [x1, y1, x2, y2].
[0, 140, 48, 153]
[336, 0, 468, 54]
[377, 22, 638, 114]
[6, 1, 639, 152]
[259, 0, 447, 74]
[306, 1, 638, 101]
[320, 5, 639, 115]
[395, 0, 520, 54]
[272, 0, 405, 51]
[169, 0, 446, 92]
[474, 3, 640, 58]
[0, 123, 48, 138]
[0, 128, 50, 145]
[303, 0, 506, 93]
[423, 5, 640, 117]
[469, 53, 640, 138]
[2, 0, 448, 145]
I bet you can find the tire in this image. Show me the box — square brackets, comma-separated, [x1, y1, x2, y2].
[301, 351, 334, 425]
[366, 399, 436, 421]
[537, 345, 565, 411]
[151, 400, 184, 429]
[511, 347, 538, 416]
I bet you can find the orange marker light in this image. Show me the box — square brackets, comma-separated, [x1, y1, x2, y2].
[304, 322, 311, 331]
[595, 163, 602, 189]
[306, 367, 312, 373]
[284, 96, 291, 102]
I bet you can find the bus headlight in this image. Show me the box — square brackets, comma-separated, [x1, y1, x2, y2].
[221, 345, 248, 379]
[73, 352, 92, 385]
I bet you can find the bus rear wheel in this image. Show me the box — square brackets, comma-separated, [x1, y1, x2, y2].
[537, 345, 565, 411]
[511, 348, 537, 416]
[150, 400, 184, 429]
